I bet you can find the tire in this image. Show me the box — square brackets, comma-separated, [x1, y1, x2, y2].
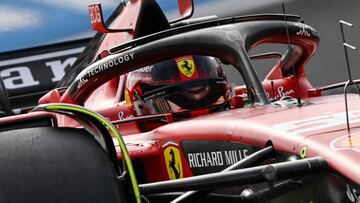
[0, 127, 127, 203]
[0, 78, 12, 116]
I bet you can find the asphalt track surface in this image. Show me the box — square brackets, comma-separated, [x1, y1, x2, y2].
[192, 0, 360, 87]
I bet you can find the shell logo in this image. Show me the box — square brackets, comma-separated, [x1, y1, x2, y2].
[331, 132, 360, 152]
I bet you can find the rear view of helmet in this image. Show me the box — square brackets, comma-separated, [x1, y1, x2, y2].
[125, 55, 230, 116]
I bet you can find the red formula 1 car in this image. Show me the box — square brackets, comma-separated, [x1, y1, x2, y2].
[1, 0, 360, 202]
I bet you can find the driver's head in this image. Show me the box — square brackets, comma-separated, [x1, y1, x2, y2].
[125, 55, 230, 116]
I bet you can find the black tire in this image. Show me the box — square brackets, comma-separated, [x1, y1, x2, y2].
[0, 127, 127, 203]
[0, 78, 12, 116]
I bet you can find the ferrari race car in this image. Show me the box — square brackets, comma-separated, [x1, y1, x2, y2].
[1, 0, 360, 202]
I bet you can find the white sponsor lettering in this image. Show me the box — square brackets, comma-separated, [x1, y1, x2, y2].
[1, 66, 39, 89]
[77, 77, 89, 89]
[188, 151, 223, 168]
[187, 149, 248, 168]
[273, 110, 360, 135]
[277, 86, 294, 98]
[295, 23, 311, 37]
[118, 111, 134, 120]
[0, 47, 84, 67]
[85, 52, 135, 78]
[0, 49, 82, 91]
[134, 65, 154, 73]
[265, 86, 295, 99]
[294, 23, 319, 37]
[46, 57, 77, 82]
[129, 75, 152, 82]
[224, 149, 248, 165]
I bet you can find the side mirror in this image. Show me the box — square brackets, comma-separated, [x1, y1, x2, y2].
[170, 0, 194, 24]
[88, 3, 132, 33]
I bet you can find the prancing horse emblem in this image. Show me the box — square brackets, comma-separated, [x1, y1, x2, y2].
[176, 56, 196, 78]
[164, 146, 183, 180]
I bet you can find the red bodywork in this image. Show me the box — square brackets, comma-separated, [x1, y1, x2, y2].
[2, 0, 359, 190]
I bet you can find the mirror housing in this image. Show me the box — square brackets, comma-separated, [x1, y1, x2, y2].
[170, 0, 194, 24]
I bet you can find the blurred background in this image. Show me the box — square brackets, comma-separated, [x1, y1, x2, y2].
[190, 0, 360, 87]
[1, 0, 360, 87]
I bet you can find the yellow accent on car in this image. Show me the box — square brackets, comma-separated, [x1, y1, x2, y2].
[44, 104, 141, 203]
[164, 145, 183, 180]
[300, 146, 307, 159]
[176, 58, 196, 78]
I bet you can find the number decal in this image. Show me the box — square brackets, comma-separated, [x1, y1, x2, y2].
[89, 4, 102, 24]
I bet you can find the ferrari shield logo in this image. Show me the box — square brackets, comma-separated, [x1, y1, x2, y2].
[176, 56, 196, 78]
[163, 146, 183, 180]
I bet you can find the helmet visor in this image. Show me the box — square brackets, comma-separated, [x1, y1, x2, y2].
[140, 78, 229, 115]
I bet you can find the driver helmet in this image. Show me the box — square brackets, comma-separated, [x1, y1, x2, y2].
[125, 55, 230, 116]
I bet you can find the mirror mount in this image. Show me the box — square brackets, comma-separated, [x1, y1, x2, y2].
[170, 0, 194, 24]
